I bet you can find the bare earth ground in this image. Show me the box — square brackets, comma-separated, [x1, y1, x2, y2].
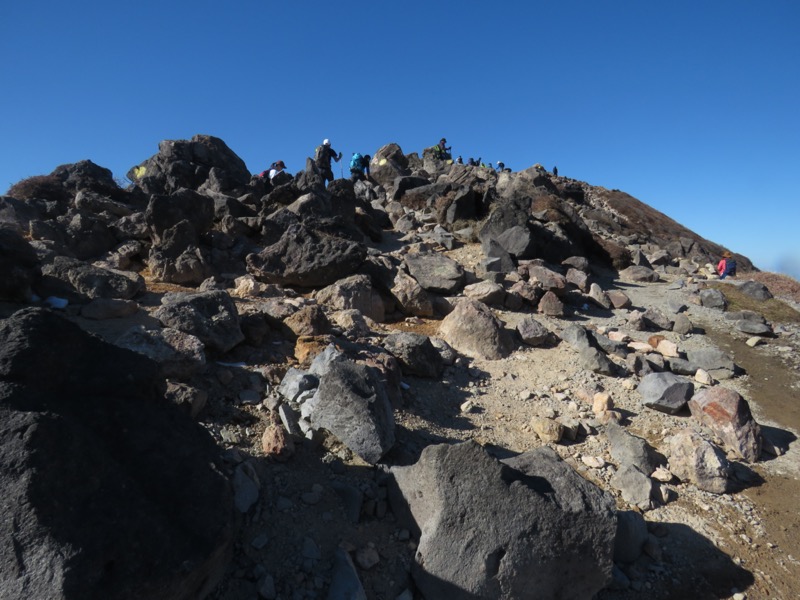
[6, 255, 799, 600]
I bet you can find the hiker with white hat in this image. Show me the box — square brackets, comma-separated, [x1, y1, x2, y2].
[314, 139, 342, 185]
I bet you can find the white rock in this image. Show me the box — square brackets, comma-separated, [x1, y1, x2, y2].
[695, 368, 714, 385]
[745, 337, 764, 348]
[581, 455, 606, 469]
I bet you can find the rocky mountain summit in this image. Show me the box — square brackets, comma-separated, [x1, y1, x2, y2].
[1, 134, 798, 600]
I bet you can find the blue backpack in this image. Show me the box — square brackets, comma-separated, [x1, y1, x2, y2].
[725, 259, 737, 276]
[349, 153, 364, 171]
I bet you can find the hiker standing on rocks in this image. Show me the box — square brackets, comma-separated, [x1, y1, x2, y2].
[349, 152, 370, 182]
[315, 139, 342, 184]
[717, 251, 737, 279]
[553, 165, 559, 177]
[433, 137, 452, 161]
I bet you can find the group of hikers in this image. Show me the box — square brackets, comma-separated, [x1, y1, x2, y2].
[260, 136, 558, 184]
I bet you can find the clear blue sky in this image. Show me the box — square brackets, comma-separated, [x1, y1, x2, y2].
[2, 1, 798, 278]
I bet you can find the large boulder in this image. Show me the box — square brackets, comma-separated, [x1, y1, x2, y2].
[382, 332, 444, 378]
[389, 442, 616, 600]
[438, 299, 515, 360]
[152, 290, 244, 354]
[688, 387, 762, 463]
[314, 274, 384, 323]
[0, 308, 235, 600]
[129, 134, 251, 196]
[246, 224, 366, 288]
[668, 429, 731, 494]
[404, 252, 465, 295]
[38, 256, 145, 302]
[302, 358, 395, 464]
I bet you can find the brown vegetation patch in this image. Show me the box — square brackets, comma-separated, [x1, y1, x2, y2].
[709, 279, 800, 324]
[6, 175, 71, 202]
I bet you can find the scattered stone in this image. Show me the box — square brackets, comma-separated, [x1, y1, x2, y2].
[699, 288, 727, 310]
[517, 316, 552, 346]
[637, 372, 694, 414]
[530, 415, 565, 443]
[438, 299, 515, 360]
[668, 429, 731, 494]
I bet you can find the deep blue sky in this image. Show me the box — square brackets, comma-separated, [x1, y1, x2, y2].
[2, 1, 798, 277]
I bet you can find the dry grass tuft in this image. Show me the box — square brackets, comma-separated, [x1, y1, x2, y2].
[6, 175, 70, 202]
[711, 271, 800, 324]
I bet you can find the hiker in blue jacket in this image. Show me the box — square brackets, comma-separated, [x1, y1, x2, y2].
[349, 153, 370, 182]
[315, 139, 342, 184]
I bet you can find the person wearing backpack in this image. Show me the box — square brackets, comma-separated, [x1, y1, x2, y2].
[432, 137, 452, 161]
[717, 251, 737, 279]
[314, 139, 342, 184]
[349, 152, 370, 182]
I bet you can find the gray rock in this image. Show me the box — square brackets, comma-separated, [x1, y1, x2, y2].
[588, 282, 612, 309]
[404, 252, 465, 295]
[614, 510, 648, 564]
[389, 442, 616, 600]
[382, 332, 444, 378]
[315, 274, 384, 323]
[699, 288, 727, 309]
[580, 347, 616, 376]
[643, 307, 674, 331]
[0, 308, 234, 600]
[738, 280, 773, 301]
[637, 372, 694, 414]
[735, 320, 773, 336]
[246, 223, 367, 288]
[561, 323, 593, 351]
[618, 266, 660, 282]
[685, 347, 736, 380]
[115, 325, 206, 379]
[153, 290, 244, 354]
[390, 270, 434, 317]
[610, 464, 653, 509]
[517, 316, 551, 346]
[672, 313, 693, 335]
[278, 367, 319, 402]
[606, 422, 663, 475]
[303, 358, 395, 464]
[326, 548, 367, 600]
[669, 429, 731, 494]
[233, 461, 260, 513]
[39, 256, 144, 301]
[463, 280, 506, 305]
[438, 299, 515, 360]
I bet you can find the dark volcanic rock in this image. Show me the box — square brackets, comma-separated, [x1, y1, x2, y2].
[153, 290, 244, 354]
[304, 358, 395, 464]
[0, 308, 235, 600]
[404, 252, 465, 295]
[39, 256, 145, 302]
[246, 224, 366, 288]
[0, 226, 39, 301]
[389, 442, 616, 600]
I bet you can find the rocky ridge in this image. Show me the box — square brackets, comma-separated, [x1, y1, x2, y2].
[0, 134, 798, 599]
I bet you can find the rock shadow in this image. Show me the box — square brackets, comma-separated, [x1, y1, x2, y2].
[599, 521, 755, 600]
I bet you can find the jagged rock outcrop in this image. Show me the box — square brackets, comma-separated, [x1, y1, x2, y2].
[0, 308, 235, 600]
[389, 442, 616, 600]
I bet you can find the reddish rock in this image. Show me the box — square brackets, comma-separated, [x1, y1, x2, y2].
[688, 387, 762, 463]
[537, 291, 564, 317]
